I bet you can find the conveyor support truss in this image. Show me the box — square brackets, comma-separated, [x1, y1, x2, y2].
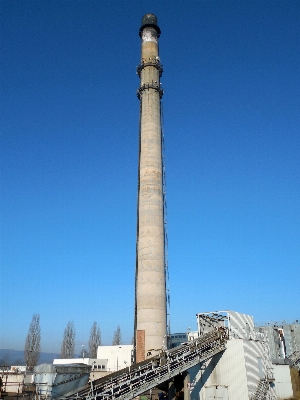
[62, 328, 228, 400]
[288, 349, 300, 370]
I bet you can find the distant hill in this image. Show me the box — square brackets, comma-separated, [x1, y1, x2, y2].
[0, 349, 60, 365]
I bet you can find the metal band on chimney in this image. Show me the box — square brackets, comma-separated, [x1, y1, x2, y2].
[137, 82, 164, 99]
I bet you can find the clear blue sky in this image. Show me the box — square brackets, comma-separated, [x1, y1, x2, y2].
[1, 0, 299, 354]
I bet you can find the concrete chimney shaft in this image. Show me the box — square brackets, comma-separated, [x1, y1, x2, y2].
[135, 14, 167, 362]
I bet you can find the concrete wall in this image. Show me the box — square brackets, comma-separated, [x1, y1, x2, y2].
[273, 364, 294, 399]
[189, 340, 249, 400]
[189, 339, 280, 400]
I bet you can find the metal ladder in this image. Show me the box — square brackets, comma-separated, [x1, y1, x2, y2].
[62, 328, 228, 400]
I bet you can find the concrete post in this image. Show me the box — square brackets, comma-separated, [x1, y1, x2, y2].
[168, 379, 176, 400]
[183, 372, 191, 400]
[135, 14, 167, 362]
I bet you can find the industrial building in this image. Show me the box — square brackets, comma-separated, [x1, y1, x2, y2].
[169, 314, 300, 399]
[38, 13, 300, 400]
[190, 311, 276, 399]
[253, 321, 300, 399]
[2, 13, 299, 400]
[2, 314, 299, 399]
[53, 357, 109, 381]
[255, 322, 300, 362]
[96, 345, 133, 372]
[170, 333, 188, 349]
[132, 15, 300, 399]
[49, 310, 298, 400]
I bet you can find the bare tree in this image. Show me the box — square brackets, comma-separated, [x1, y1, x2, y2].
[112, 325, 121, 345]
[24, 313, 41, 370]
[60, 321, 75, 359]
[88, 322, 101, 358]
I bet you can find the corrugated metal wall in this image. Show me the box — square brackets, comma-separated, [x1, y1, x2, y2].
[228, 311, 255, 340]
[243, 340, 262, 395]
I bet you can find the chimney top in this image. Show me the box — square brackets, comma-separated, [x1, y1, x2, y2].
[139, 14, 161, 37]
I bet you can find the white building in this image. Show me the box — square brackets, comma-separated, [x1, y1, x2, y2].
[53, 346, 133, 376]
[53, 357, 107, 371]
[53, 358, 109, 380]
[272, 361, 294, 399]
[97, 345, 133, 372]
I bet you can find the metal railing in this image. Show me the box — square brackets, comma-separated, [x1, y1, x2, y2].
[136, 59, 163, 78]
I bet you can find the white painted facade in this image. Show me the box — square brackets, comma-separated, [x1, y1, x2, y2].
[97, 345, 133, 372]
[189, 340, 249, 400]
[273, 364, 293, 399]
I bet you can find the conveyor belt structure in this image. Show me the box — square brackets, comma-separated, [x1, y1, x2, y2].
[62, 328, 228, 400]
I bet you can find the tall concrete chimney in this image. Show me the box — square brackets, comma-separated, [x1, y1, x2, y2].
[134, 14, 167, 363]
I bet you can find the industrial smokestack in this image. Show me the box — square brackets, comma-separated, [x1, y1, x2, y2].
[134, 14, 167, 363]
